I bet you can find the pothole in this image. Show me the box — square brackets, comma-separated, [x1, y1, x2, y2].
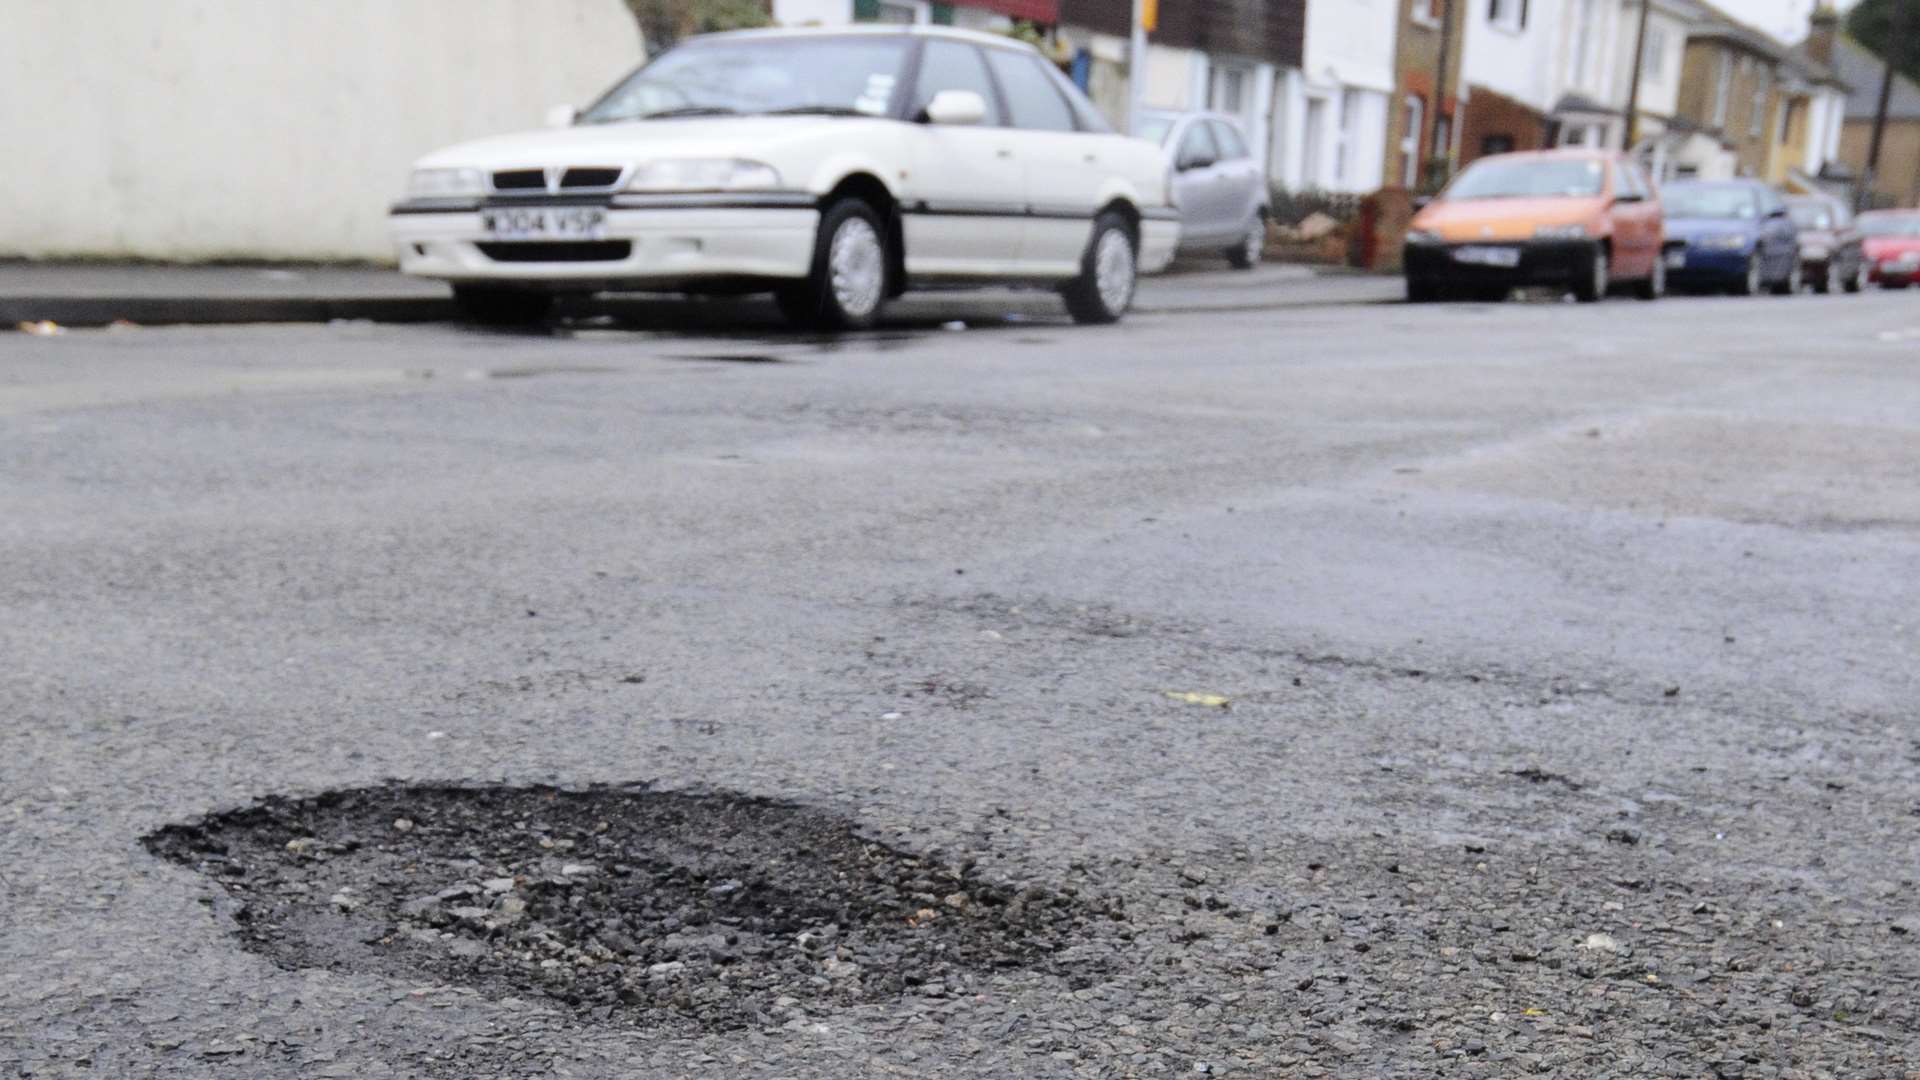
[144, 784, 1121, 1030]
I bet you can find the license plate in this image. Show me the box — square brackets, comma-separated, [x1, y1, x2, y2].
[1454, 245, 1520, 268]
[481, 207, 606, 240]
[1665, 250, 1687, 269]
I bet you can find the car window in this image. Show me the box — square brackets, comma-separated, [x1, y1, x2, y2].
[582, 36, 910, 121]
[1210, 121, 1251, 160]
[1858, 214, 1920, 236]
[1136, 116, 1175, 145]
[1177, 122, 1220, 168]
[913, 40, 1001, 125]
[1661, 184, 1758, 219]
[1787, 201, 1834, 230]
[982, 49, 1077, 132]
[1616, 162, 1648, 200]
[1446, 158, 1604, 199]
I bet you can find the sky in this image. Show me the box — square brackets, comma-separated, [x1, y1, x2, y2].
[1710, 0, 1860, 43]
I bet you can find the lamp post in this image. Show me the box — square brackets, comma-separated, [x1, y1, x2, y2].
[1429, 0, 1456, 188]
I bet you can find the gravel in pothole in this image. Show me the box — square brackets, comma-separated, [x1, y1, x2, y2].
[144, 784, 1123, 1031]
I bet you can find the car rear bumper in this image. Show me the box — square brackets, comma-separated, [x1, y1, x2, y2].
[1869, 259, 1920, 285]
[390, 200, 820, 287]
[1402, 239, 1598, 287]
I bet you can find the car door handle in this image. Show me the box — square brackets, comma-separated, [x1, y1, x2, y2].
[996, 148, 1013, 159]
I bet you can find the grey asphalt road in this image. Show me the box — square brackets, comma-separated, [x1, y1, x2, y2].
[3, 288, 1918, 1079]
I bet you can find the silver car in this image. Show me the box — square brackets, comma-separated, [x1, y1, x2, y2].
[1137, 110, 1269, 269]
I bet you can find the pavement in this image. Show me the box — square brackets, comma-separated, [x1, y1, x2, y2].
[0, 260, 1398, 327]
[3, 289, 1919, 1078]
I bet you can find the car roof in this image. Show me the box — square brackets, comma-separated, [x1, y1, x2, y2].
[1663, 178, 1764, 188]
[1472, 148, 1617, 164]
[692, 23, 1036, 52]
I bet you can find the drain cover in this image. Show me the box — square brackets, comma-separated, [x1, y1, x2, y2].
[146, 785, 1118, 1029]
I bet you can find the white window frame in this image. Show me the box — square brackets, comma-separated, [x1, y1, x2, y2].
[1643, 25, 1667, 81]
[1411, 0, 1442, 30]
[1489, 0, 1525, 33]
[1335, 88, 1360, 187]
[1750, 71, 1768, 138]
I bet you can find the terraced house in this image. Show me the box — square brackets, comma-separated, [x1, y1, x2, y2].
[1668, 2, 1848, 184]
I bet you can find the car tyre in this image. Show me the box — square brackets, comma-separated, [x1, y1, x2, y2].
[1226, 216, 1265, 270]
[778, 198, 889, 331]
[1405, 275, 1442, 303]
[1636, 253, 1666, 301]
[1731, 255, 1762, 296]
[1845, 259, 1868, 293]
[1572, 246, 1609, 303]
[451, 285, 555, 326]
[1061, 211, 1137, 325]
[1811, 261, 1837, 294]
[1771, 259, 1802, 296]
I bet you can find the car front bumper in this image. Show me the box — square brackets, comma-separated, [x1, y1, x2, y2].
[389, 195, 820, 288]
[1666, 246, 1752, 284]
[1402, 239, 1598, 288]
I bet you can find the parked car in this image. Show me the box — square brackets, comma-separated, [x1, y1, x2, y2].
[1785, 194, 1868, 294]
[1858, 210, 1920, 288]
[1661, 179, 1801, 295]
[1134, 111, 1268, 269]
[389, 26, 1179, 329]
[1402, 149, 1666, 303]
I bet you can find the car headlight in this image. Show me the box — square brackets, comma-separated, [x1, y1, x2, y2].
[1698, 234, 1751, 250]
[1534, 223, 1589, 240]
[1404, 229, 1443, 245]
[408, 167, 486, 198]
[626, 159, 781, 193]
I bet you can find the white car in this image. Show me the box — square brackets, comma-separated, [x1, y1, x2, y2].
[390, 25, 1179, 329]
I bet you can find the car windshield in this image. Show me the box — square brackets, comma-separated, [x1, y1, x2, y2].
[581, 36, 910, 122]
[1787, 202, 1835, 229]
[1135, 117, 1175, 145]
[1662, 185, 1757, 220]
[1445, 158, 1605, 200]
[1858, 214, 1920, 237]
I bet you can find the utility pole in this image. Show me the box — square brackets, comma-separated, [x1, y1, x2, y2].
[1862, 0, 1911, 210]
[1623, 0, 1653, 150]
[1429, 0, 1456, 188]
[1129, 0, 1150, 135]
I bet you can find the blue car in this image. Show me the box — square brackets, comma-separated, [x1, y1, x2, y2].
[1661, 179, 1801, 295]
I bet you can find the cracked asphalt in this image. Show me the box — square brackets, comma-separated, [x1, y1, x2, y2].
[3, 286, 1919, 1078]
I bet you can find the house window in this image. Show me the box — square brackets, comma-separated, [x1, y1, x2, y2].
[1412, 0, 1443, 28]
[1335, 88, 1360, 184]
[1643, 26, 1667, 80]
[1711, 52, 1732, 128]
[1777, 98, 1794, 144]
[1569, 0, 1596, 87]
[1210, 65, 1251, 117]
[1750, 71, 1768, 137]
[1482, 134, 1515, 155]
[870, 1, 924, 23]
[1401, 94, 1424, 186]
[1489, 0, 1527, 31]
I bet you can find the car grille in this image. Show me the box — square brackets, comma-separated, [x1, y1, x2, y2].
[490, 167, 624, 193]
[491, 170, 546, 191]
[477, 241, 632, 263]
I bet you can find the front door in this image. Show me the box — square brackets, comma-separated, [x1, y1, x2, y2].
[901, 39, 1028, 277]
[1172, 121, 1230, 244]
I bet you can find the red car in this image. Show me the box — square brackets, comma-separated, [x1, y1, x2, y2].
[1859, 210, 1920, 288]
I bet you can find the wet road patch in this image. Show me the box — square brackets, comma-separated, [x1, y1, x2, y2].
[144, 784, 1119, 1031]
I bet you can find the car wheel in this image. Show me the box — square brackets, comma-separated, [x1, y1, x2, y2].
[1845, 259, 1868, 293]
[1771, 259, 1802, 296]
[778, 198, 888, 331]
[1061, 212, 1138, 325]
[451, 285, 555, 326]
[1572, 246, 1609, 303]
[1732, 255, 1762, 296]
[1636, 252, 1666, 301]
[1226, 217, 1264, 270]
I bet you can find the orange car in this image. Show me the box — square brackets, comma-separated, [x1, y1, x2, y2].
[1403, 149, 1667, 302]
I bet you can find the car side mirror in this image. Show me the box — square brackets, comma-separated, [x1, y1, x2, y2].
[545, 104, 579, 129]
[1614, 191, 1644, 204]
[923, 89, 987, 126]
[1767, 207, 1788, 219]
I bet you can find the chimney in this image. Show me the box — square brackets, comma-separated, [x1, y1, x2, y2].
[1805, 3, 1839, 67]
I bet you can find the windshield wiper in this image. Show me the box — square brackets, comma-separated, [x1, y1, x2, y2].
[635, 106, 741, 120]
[761, 105, 870, 117]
